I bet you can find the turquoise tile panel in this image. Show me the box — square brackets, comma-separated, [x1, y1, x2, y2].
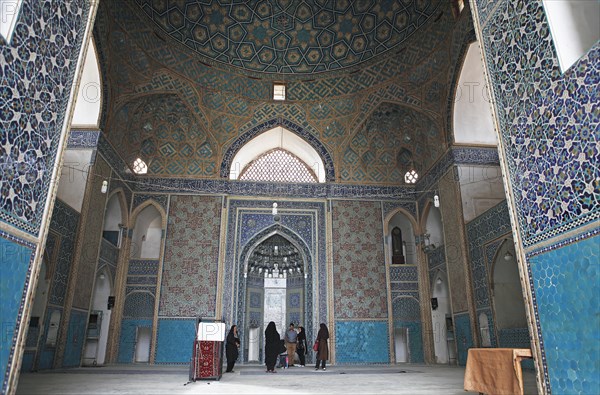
[335, 321, 389, 364]
[63, 310, 88, 367]
[530, 235, 600, 395]
[118, 319, 152, 364]
[454, 313, 473, 366]
[155, 319, 196, 364]
[0, 235, 34, 390]
[20, 352, 34, 372]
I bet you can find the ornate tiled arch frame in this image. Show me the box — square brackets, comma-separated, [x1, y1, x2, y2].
[220, 118, 335, 182]
[235, 223, 314, 363]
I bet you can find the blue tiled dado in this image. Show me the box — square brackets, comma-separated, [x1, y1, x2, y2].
[0, 233, 35, 393]
[335, 321, 389, 364]
[529, 235, 600, 395]
[454, 313, 473, 366]
[155, 319, 196, 364]
[63, 310, 88, 367]
[118, 319, 152, 363]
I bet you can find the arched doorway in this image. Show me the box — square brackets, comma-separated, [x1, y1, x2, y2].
[236, 228, 313, 364]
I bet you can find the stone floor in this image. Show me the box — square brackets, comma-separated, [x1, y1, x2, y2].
[16, 364, 539, 394]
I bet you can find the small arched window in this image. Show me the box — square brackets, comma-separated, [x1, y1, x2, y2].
[391, 227, 405, 264]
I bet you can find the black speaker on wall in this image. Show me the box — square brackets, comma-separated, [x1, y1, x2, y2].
[431, 297, 438, 310]
[107, 296, 115, 310]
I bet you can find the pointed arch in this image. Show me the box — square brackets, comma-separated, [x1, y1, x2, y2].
[234, 223, 314, 362]
[220, 118, 335, 182]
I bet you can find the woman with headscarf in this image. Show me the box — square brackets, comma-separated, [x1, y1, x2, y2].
[264, 321, 281, 373]
[314, 323, 329, 371]
[296, 326, 308, 367]
[225, 325, 240, 373]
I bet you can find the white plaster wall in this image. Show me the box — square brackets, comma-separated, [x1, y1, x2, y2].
[56, 149, 95, 212]
[72, 38, 101, 127]
[229, 127, 326, 182]
[90, 269, 112, 365]
[388, 213, 417, 264]
[30, 262, 50, 319]
[131, 206, 162, 259]
[453, 42, 496, 145]
[425, 206, 443, 248]
[431, 274, 450, 364]
[543, 0, 600, 72]
[493, 241, 528, 329]
[264, 278, 287, 338]
[103, 194, 122, 231]
[458, 165, 506, 223]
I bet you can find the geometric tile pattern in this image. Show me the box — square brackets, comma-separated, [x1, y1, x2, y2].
[117, 318, 152, 363]
[159, 195, 222, 317]
[96, 1, 472, 186]
[479, 1, 600, 247]
[527, 234, 600, 395]
[63, 310, 87, 367]
[123, 292, 155, 319]
[48, 200, 80, 307]
[343, 102, 443, 184]
[392, 321, 424, 363]
[0, 0, 89, 234]
[335, 321, 389, 364]
[465, 201, 512, 310]
[135, 0, 440, 74]
[332, 200, 387, 319]
[109, 94, 216, 177]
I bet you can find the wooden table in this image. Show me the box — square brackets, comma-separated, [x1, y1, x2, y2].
[464, 348, 533, 395]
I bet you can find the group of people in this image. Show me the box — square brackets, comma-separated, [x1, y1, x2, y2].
[224, 322, 330, 373]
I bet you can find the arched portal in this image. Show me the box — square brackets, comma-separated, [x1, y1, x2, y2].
[236, 225, 313, 364]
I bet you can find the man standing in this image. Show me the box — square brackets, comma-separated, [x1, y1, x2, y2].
[284, 323, 298, 367]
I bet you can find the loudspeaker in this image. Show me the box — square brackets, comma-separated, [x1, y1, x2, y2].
[107, 296, 115, 310]
[431, 297, 438, 310]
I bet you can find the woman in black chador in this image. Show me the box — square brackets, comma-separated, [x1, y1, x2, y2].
[225, 325, 240, 373]
[264, 321, 281, 373]
[296, 326, 308, 367]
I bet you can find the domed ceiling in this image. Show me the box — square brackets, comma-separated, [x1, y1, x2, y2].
[134, 0, 441, 74]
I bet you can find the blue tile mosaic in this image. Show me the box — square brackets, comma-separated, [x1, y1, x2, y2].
[0, 232, 35, 392]
[67, 129, 101, 149]
[135, 0, 440, 75]
[335, 321, 389, 364]
[224, 199, 325, 361]
[62, 309, 87, 367]
[37, 306, 62, 370]
[466, 201, 511, 310]
[118, 319, 152, 364]
[48, 200, 80, 306]
[478, 1, 599, 247]
[155, 319, 195, 364]
[123, 292, 155, 319]
[390, 266, 418, 282]
[392, 296, 421, 322]
[0, 0, 90, 235]
[454, 312, 473, 366]
[528, 234, 600, 395]
[132, 194, 168, 212]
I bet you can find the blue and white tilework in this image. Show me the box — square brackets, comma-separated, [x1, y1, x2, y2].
[0, 0, 90, 235]
[67, 130, 101, 149]
[466, 201, 511, 310]
[48, 200, 80, 306]
[132, 194, 168, 212]
[118, 319, 152, 363]
[478, 1, 599, 247]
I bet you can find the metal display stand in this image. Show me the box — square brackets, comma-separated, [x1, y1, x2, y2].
[189, 318, 225, 381]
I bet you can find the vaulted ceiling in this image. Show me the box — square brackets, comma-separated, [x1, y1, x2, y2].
[94, 0, 475, 184]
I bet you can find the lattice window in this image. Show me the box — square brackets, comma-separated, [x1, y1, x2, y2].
[239, 148, 317, 183]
